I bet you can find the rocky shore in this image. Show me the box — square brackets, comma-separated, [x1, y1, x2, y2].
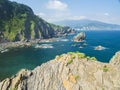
[0, 38, 58, 53]
[0, 51, 120, 90]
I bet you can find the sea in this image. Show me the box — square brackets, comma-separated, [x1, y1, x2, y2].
[0, 30, 120, 81]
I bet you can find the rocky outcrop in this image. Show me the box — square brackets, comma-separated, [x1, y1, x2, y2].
[73, 32, 85, 42]
[110, 51, 120, 70]
[95, 45, 105, 50]
[0, 51, 120, 90]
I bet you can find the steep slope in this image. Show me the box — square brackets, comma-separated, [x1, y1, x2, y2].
[0, 0, 74, 43]
[55, 19, 120, 30]
[0, 51, 120, 90]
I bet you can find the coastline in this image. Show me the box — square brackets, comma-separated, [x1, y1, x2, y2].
[0, 38, 57, 53]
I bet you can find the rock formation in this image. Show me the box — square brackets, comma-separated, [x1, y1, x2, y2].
[73, 32, 86, 42]
[0, 51, 120, 90]
[95, 45, 105, 50]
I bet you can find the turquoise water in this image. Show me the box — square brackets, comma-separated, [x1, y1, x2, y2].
[0, 30, 120, 81]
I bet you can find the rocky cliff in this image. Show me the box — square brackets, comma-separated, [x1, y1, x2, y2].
[0, 51, 120, 90]
[0, 0, 74, 43]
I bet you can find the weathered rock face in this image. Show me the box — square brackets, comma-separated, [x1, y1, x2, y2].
[0, 51, 120, 90]
[73, 32, 86, 42]
[110, 51, 120, 69]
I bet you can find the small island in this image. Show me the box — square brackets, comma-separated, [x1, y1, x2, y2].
[95, 45, 105, 50]
[73, 32, 86, 42]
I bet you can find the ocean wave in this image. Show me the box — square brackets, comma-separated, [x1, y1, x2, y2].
[56, 38, 69, 42]
[34, 44, 54, 49]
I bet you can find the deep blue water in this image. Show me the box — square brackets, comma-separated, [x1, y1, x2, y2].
[0, 30, 120, 81]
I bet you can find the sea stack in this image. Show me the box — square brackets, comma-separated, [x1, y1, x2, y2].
[73, 32, 86, 42]
[95, 45, 105, 50]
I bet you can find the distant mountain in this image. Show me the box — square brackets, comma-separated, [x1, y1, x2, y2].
[0, 0, 74, 43]
[55, 19, 120, 30]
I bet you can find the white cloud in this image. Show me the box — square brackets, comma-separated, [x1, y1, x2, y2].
[37, 12, 46, 17]
[37, 12, 87, 23]
[68, 16, 87, 20]
[46, 0, 68, 11]
[104, 13, 110, 16]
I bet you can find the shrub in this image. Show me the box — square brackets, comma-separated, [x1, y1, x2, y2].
[68, 52, 74, 55]
[68, 52, 76, 59]
[86, 56, 97, 61]
[74, 75, 80, 80]
[90, 57, 97, 61]
[67, 59, 73, 65]
[71, 54, 76, 59]
[10, 88, 17, 90]
[103, 65, 108, 72]
[76, 52, 85, 59]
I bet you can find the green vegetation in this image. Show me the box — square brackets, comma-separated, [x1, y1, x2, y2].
[55, 55, 62, 60]
[0, 0, 30, 41]
[102, 86, 105, 90]
[76, 51, 85, 59]
[68, 51, 98, 61]
[68, 51, 86, 59]
[30, 20, 35, 38]
[87, 56, 97, 61]
[74, 75, 80, 80]
[4, 16, 26, 41]
[0, 0, 72, 42]
[49, 23, 63, 31]
[103, 65, 108, 72]
[68, 52, 76, 59]
[67, 59, 73, 65]
[71, 55, 76, 59]
[9, 88, 17, 90]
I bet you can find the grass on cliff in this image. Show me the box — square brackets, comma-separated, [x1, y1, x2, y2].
[30, 20, 35, 39]
[67, 59, 73, 65]
[68, 51, 98, 61]
[103, 65, 108, 72]
[3, 16, 26, 41]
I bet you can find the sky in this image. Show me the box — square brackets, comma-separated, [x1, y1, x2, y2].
[9, 0, 120, 24]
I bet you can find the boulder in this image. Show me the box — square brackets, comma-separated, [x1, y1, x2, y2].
[73, 32, 85, 42]
[95, 45, 105, 50]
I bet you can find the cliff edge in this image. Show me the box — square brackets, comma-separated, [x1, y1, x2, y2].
[0, 51, 120, 90]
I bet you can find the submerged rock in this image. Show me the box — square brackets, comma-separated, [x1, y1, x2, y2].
[73, 32, 86, 42]
[0, 49, 9, 53]
[0, 51, 120, 90]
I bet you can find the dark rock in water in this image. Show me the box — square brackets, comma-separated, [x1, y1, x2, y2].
[73, 32, 86, 42]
